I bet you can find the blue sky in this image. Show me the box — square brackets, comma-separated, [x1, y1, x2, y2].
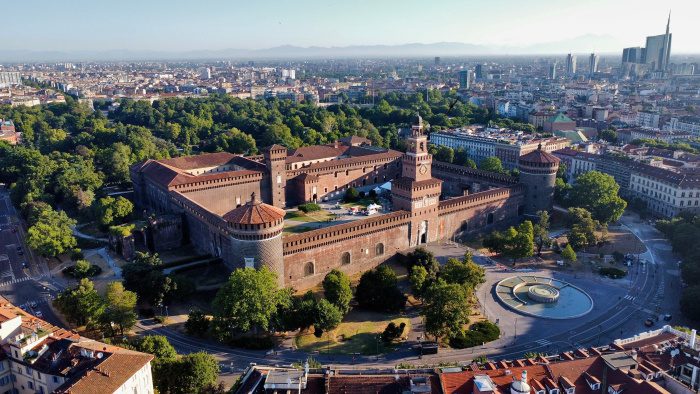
[3, 0, 698, 52]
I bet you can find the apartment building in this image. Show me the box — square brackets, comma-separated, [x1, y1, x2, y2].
[430, 127, 569, 170]
[0, 298, 154, 394]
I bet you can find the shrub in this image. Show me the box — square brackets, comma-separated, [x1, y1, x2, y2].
[62, 261, 102, 279]
[298, 203, 321, 213]
[381, 322, 406, 343]
[449, 321, 500, 349]
[599, 267, 627, 279]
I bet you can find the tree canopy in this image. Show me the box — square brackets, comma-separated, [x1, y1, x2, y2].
[566, 171, 627, 224]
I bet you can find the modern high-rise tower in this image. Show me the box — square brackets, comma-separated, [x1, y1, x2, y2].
[566, 54, 577, 76]
[548, 62, 557, 79]
[588, 53, 599, 76]
[644, 12, 672, 71]
[458, 70, 470, 89]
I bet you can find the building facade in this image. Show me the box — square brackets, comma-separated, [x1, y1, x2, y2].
[0, 297, 154, 394]
[132, 116, 556, 289]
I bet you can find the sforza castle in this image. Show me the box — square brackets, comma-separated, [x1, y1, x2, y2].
[130, 115, 559, 289]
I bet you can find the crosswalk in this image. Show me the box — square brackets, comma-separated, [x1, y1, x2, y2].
[623, 295, 636, 301]
[535, 339, 551, 346]
[0, 274, 48, 288]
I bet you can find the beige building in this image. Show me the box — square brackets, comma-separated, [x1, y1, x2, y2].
[0, 298, 154, 394]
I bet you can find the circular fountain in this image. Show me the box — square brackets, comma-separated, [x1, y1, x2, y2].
[495, 276, 593, 319]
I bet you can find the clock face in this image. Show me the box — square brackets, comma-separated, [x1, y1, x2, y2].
[419, 164, 428, 175]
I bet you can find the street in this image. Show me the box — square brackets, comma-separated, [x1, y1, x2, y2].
[0, 187, 63, 326]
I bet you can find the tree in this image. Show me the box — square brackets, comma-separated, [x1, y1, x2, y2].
[479, 156, 504, 173]
[185, 309, 210, 337]
[381, 322, 406, 343]
[93, 196, 133, 227]
[322, 270, 352, 315]
[533, 211, 551, 256]
[160, 352, 219, 394]
[27, 208, 77, 257]
[355, 265, 406, 313]
[405, 247, 440, 275]
[434, 146, 454, 163]
[136, 335, 178, 362]
[567, 207, 598, 250]
[210, 127, 257, 154]
[73, 259, 92, 278]
[122, 252, 175, 306]
[422, 279, 470, 341]
[312, 299, 343, 335]
[344, 187, 360, 202]
[599, 128, 618, 143]
[101, 281, 138, 336]
[409, 265, 430, 297]
[441, 253, 485, 288]
[508, 220, 534, 261]
[561, 244, 577, 262]
[212, 267, 283, 338]
[567, 171, 627, 224]
[53, 278, 104, 327]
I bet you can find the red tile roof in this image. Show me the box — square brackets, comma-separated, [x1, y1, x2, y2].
[223, 193, 285, 225]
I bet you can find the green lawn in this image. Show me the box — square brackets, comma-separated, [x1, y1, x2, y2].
[295, 310, 411, 355]
[285, 210, 335, 223]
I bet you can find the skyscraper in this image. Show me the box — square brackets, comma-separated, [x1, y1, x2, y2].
[434, 56, 441, 65]
[566, 54, 577, 76]
[622, 47, 644, 64]
[548, 62, 557, 79]
[644, 12, 672, 71]
[458, 70, 470, 89]
[588, 53, 599, 76]
[475, 64, 484, 80]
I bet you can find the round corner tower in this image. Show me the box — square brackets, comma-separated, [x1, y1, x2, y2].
[223, 192, 285, 285]
[518, 144, 560, 217]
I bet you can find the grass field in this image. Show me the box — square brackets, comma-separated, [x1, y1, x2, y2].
[285, 210, 335, 222]
[295, 310, 411, 355]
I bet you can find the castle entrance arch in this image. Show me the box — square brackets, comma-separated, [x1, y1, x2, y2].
[418, 220, 428, 245]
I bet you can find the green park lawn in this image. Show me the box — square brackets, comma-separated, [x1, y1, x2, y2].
[295, 310, 411, 355]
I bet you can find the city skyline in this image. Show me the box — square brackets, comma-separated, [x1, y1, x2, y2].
[1, 0, 699, 59]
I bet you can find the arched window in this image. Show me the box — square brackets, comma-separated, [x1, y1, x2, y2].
[375, 243, 384, 256]
[341, 252, 351, 265]
[304, 262, 315, 277]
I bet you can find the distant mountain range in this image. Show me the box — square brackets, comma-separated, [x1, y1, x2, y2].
[1, 35, 631, 62]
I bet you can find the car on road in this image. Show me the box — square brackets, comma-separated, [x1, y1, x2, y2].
[21, 262, 27, 268]
[29, 301, 37, 308]
[664, 314, 672, 321]
[17, 250, 23, 256]
[34, 311, 42, 318]
[644, 318, 655, 327]
[16, 246, 22, 251]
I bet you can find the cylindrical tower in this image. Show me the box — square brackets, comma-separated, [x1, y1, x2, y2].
[518, 144, 560, 217]
[223, 193, 286, 285]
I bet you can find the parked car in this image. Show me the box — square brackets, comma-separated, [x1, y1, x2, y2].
[644, 318, 655, 327]
[34, 311, 43, 318]
[663, 314, 672, 321]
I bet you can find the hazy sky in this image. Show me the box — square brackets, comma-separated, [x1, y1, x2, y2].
[3, 0, 698, 53]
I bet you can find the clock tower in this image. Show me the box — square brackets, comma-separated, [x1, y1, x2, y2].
[392, 114, 443, 246]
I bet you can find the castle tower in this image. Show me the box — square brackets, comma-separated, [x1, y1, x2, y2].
[223, 192, 285, 285]
[518, 144, 560, 217]
[392, 114, 442, 246]
[264, 144, 287, 208]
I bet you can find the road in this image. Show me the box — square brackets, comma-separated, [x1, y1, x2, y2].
[133, 211, 683, 370]
[0, 187, 64, 326]
[1, 186, 680, 371]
